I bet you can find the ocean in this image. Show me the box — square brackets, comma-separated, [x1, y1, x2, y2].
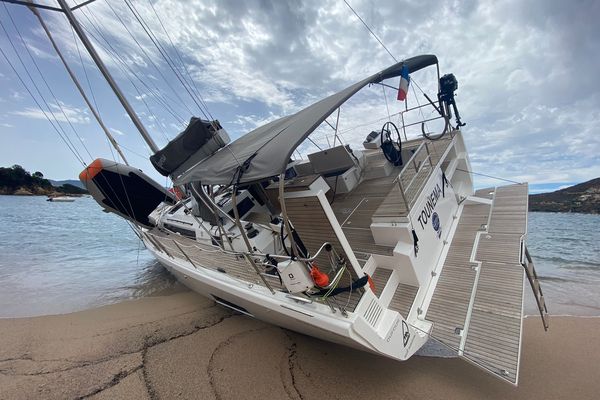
[0, 195, 598, 318]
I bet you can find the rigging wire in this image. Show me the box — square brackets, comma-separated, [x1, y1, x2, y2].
[123, 0, 211, 121]
[381, 83, 391, 122]
[78, 4, 178, 131]
[3, 3, 94, 161]
[342, 0, 436, 134]
[0, 12, 86, 165]
[71, 24, 100, 115]
[117, 142, 155, 160]
[72, 1, 188, 129]
[0, 45, 85, 165]
[101, 0, 196, 121]
[98, 3, 186, 139]
[128, 0, 210, 120]
[145, 0, 215, 121]
[69, 22, 131, 167]
[455, 168, 522, 185]
[342, 0, 397, 63]
[74, 4, 175, 141]
[341, 0, 430, 234]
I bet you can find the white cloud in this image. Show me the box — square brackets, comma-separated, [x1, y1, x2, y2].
[11, 91, 24, 101]
[3, 0, 598, 185]
[12, 102, 90, 124]
[110, 127, 125, 136]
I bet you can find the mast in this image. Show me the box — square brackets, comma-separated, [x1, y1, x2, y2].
[55, 0, 159, 153]
[28, 5, 129, 165]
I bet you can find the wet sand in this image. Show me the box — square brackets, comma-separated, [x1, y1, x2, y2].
[0, 290, 598, 400]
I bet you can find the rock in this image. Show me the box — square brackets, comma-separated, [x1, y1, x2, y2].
[13, 188, 34, 196]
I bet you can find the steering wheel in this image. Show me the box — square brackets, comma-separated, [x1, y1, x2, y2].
[380, 121, 403, 166]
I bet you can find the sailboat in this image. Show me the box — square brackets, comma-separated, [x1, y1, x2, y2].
[6, 0, 548, 386]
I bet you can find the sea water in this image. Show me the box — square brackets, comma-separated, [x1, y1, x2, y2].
[0, 195, 598, 318]
[0, 195, 181, 317]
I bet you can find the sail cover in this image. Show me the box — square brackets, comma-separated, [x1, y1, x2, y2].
[173, 55, 437, 186]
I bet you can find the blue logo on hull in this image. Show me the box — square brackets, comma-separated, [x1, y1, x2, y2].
[432, 212, 442, 238]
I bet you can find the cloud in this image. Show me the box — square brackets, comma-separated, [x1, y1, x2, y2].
[3, 0, 598, 186]
[11, 91, 24, 101]
[12, 102, 90, 124]
[110, 127, 125, 136]
[0, 122, 14, 128]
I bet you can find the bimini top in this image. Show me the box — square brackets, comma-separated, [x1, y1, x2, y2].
[173, 54, 438, 186]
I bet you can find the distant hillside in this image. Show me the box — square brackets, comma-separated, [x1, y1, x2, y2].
[529, 178, 600, 214]
[48, 179, 85, 190]
[0, 165, 87, 196]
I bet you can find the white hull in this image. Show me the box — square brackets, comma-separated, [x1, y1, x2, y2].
[134, 130, 544, 385]
[147, 240, 426, 358]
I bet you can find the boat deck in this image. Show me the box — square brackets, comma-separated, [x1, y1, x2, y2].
[425, 184, 528, 384]
[145, 228, 365, 312]
[331, 135, 454, 263]
[145, 228, 287, 290]
[143, 135, 454, 315]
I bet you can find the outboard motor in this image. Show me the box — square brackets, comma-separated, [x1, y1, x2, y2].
[438, 73, 465, 128]
[79, 158, 176, 227]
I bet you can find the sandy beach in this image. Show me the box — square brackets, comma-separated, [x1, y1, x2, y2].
[0, 290, 598, 400]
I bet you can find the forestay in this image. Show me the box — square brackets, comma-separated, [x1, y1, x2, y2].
[173, 55, 438, 186]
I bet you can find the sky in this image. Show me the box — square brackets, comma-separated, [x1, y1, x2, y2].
[0, 0, 598, 193]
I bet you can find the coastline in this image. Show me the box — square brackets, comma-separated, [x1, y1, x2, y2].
[1, 290, 598, 400]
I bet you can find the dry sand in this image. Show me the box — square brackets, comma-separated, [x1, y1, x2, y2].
[0, 290, 598, 400]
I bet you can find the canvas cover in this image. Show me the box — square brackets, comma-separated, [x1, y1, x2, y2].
[173, 55, 437, 186]
[150, 118, 222, 176]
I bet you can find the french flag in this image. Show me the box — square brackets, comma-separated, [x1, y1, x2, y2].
[397, 65, 410, 101]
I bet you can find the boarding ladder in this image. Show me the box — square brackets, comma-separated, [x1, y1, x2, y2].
[522, 246, 550, 331]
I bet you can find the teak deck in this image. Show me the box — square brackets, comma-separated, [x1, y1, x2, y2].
[330, 136, 454, 261]
[425, 184, 528, 384]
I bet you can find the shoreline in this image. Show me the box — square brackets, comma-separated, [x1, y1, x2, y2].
[1, 291, 598, 399]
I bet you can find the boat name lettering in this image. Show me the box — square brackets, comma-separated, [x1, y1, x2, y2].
[385, 317, 400, 342]
[417, 183, 442, 230]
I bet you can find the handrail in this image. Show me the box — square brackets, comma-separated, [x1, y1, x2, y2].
[404, 155, 432, 194]
[393, 137, 439, 212]
[397, 141, 426, 183]
[408, 160, 435, 209]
